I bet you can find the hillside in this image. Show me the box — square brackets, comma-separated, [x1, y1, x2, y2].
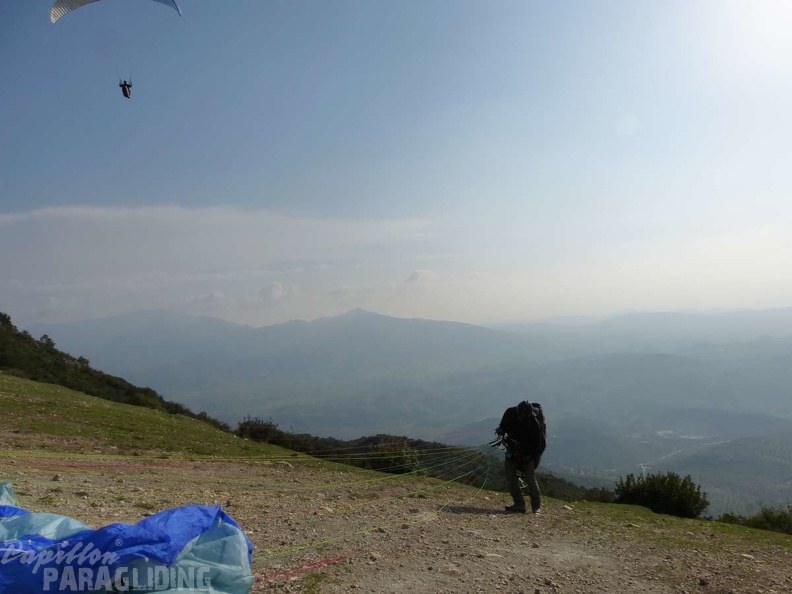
[0, 311, 229, 430]
[0, 373, 284, 457]
[1, 374, 791, 593]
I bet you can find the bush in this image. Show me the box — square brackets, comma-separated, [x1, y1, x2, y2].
[615, 471, 709, 518]
[0, 312, 14, 329]
[367, 440, 420, 474]
[127, 390, 165, 410]
[237, 416, 283, 443]
[747, 505, 792, 534]
[583, 486, 616, 503]
[718, 505, 792, 535]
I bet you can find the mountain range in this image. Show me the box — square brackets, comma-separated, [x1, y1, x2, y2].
[30, 307, 792, 515]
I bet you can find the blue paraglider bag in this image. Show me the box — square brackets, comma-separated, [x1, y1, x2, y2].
[0, 481, 253, 593]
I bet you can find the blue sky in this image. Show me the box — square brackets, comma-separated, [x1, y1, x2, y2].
[2, 0, 792, 327]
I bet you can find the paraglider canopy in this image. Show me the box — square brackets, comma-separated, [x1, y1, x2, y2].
[50, 0, 182, 24]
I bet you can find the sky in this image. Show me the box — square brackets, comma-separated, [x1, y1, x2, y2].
[2, 0, 792, 328]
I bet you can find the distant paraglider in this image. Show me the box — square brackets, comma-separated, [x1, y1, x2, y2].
[50, 0, 182, 23]
[50, 0, 182, 100]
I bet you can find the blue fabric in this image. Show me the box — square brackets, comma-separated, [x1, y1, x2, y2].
[0, 482, 253, 593]
[0, 482, 18, 506]
[0, 506, 28, 519]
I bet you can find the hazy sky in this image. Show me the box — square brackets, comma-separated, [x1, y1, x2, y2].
[3, 0, 792, 327]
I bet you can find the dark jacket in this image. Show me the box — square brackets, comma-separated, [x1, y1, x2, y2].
[498, 406, 542, 456]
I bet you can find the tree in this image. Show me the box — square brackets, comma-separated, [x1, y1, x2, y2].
[39, 334, 56, 348]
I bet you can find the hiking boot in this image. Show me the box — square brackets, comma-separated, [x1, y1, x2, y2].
[531, 507, 542, 515]
[504, 504, 527, 514]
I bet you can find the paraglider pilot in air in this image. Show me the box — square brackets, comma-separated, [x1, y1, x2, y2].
[119, 80, 132, 99]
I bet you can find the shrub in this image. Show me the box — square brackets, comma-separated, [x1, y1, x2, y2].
[615, 471, 709, 518]
[237, 416, 283, 443]
[127, 390, 165, 410]
[367, 440, 420, 474]
[718, 505, 792, 535]
[39, 334, 56, 348]
[747, 505, 792, 534]
[716, 512, 744, 525]
[583, 486, 616, 503]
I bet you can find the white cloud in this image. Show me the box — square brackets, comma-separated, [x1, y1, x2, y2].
[187, 290, 231, 306]
[404, 269, 436, 285]
[259, 281, 284, 303]
[2, 204, 792, 327]
[0, 205, 441, 325]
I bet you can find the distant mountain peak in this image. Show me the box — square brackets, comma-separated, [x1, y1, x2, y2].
[341, 308, 385, 318]
[307, 308, 393, 327]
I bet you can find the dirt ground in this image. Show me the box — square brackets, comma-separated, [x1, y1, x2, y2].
[1, 447, 791, 594]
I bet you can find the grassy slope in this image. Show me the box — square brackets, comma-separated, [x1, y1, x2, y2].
[0, 372, 289, 458]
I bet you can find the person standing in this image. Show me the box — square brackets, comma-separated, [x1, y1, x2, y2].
[496, 400, 546, 514]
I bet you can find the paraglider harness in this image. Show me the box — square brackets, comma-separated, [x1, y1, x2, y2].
[489, 433, 536, 493]
[119, 79, 132, 99]
[489, 433, 533, 467]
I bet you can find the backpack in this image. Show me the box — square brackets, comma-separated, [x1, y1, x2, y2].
[529, 402, 547, 456]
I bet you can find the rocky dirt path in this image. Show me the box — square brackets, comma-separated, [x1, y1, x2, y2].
[2, 449, 791, 594]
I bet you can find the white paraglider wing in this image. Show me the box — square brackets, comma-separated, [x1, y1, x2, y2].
[51, 0, 182, 24]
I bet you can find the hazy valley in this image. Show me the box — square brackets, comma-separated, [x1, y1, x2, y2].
[30, 307, 792, 516]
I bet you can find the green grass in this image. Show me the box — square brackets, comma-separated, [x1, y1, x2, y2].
[301, 571, 338, 594]
[0, 372, 293, 458]
[571, 500, 792, 551]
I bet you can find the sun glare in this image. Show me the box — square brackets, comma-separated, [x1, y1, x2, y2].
[723, 0, 792, 76]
